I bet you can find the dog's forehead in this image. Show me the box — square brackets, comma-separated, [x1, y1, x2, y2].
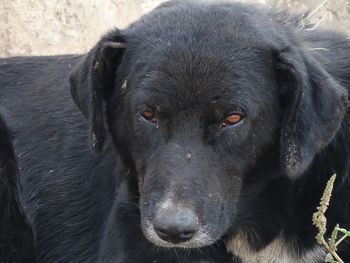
[123, 1, 277, 111]
[127, 1, 263, 39]
[127, 44, 274, 112]
[127, 61, 273, 118]
[125, 0, 273, 50]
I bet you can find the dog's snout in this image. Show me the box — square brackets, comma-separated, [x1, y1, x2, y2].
[153, 207, 199, 244]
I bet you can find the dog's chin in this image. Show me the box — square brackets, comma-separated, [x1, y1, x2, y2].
[141, 220, 217, 249]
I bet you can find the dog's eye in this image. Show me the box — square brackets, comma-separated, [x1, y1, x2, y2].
[222, 114, 243, 127]
[142, 110, 157, 123]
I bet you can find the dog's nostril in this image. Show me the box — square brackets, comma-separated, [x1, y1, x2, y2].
[154, 223, 198, 244]
[180, 231, 195, 239]
[154, 229, 169, 239]
[154, 226, 197, 243]
[153, 207, 199, 244]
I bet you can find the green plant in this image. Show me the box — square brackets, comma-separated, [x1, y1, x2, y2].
[312, 174, 349, 263]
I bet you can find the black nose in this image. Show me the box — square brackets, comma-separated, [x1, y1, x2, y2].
[153, 207, 199, 243]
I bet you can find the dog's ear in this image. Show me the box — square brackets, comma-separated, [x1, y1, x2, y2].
[275, 46, 348, 178]
[69, 31, 126, 152]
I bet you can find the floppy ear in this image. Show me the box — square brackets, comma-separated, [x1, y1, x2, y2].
[69, 31, 126, 152]
[275, 46, 349, 178]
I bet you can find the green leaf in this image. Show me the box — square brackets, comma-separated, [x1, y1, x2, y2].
[335, 228, 350, 237]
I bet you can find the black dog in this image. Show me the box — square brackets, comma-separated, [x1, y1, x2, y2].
[1, 1, 350, 262]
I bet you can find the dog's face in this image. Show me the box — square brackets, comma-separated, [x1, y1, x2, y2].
[108, 38, 281, 248]
[70, 1, 348, 250]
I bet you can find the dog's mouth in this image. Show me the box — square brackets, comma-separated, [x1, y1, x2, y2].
[141, 219, 216, 248]
[138, 189, 233, 249]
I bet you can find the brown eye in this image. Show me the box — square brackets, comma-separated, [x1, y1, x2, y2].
[223, 114, 242, 126]
[142, 110, 157, 123]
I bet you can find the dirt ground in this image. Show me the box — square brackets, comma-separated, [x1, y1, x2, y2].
[0, 0, 349, 57]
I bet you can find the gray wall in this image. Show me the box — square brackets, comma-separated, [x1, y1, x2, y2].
[1, 0, 349, 57]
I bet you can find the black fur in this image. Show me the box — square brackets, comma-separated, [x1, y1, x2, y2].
[0, 1, 350, 262]
[0, 113, 34, 262]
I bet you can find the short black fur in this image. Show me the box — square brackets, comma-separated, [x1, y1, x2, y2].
[0, 113, 34, 263]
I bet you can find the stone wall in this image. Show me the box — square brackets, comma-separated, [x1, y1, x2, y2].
[1, 0, 349, 57]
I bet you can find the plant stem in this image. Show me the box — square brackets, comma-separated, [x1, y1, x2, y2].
[321, 238, 344, 263]
[335, 233, 349, 247]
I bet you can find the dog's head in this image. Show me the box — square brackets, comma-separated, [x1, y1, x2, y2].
[69, 1, 348, 249]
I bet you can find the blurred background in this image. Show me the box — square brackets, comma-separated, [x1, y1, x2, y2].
[1, 0, 349, 57]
